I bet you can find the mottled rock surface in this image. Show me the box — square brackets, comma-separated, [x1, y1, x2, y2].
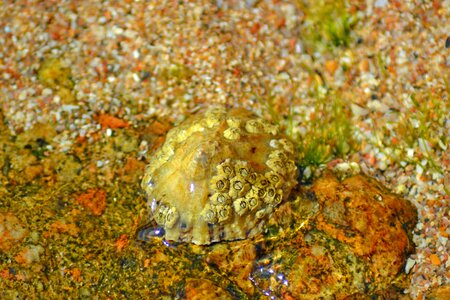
[193, 171, 417, 298]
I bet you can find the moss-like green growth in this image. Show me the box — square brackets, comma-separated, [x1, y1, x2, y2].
[295, 87, 356, 178]
[393, 91, 448, 194]
[296, 0, 358, 53]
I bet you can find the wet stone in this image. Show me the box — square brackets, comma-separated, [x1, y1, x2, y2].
[141, 106, 298, 245]
[242, 171, 417, 298]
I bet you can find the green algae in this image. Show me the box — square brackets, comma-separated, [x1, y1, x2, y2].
[296, 0, 358, 54]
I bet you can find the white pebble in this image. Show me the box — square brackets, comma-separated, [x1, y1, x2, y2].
[18, 90, 27, 101]
[406, 148, 414, 159]
[374, 0, 388, 7]
[416, 164, 423, 176]
[405, 258, 416, 274]
[42, 88, 53, 96]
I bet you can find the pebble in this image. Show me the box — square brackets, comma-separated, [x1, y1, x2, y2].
[405, 258, 416, 274]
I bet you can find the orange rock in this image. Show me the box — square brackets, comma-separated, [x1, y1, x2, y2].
[276, 17, 286, 29]
[69, 268, 82, 282]
[250, 23, 260, 35]
[311, 172, 417, 283]
[206, 242, 256, 295]
[391, 136, 399, 145]
[439, 225, 449, 238]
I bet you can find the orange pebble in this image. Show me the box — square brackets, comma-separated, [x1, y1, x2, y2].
[359, 59, 369, 72]
[391, 136, 399, 145]
[430, 253, 441, 266]
[144, 258, 151, 268]
[325, 60, 338, 75]
[97, 114, 129, 129]
[439, 226, 449, 237]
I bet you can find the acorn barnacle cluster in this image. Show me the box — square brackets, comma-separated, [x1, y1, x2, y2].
[141, 106, 298, 245]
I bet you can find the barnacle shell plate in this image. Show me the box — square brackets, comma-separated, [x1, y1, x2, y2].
[141, 107, 297, 245]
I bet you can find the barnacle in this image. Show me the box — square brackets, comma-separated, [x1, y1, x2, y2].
[265, 171, 284, 189]
[246, 195, 260, 211]
[273, 193, 283, 205]
[210, 175, 230, 193]
[246, 172, 258, 184]
[201, 204, 218, 224]
[278, 138, 295, 154]
[223, 127, 241, 140]
[217, 159, 236, 178]
[141, 106, 298, 245]
[216, 205, 232, 223]
[259, 119, 280, 135]
[255, 208, 267, 219]
[210, 192, 231, 205]
[269, 138, 295, 154]
[269, 150, 288, 161]
[253, 186, 267, 198]
[234, 160, 250, 178]
[264, 187, 277, 204]
[266, 157, 288, 175]
[233, 198, 248, 216]
[165, 207, 179, 228]
[245, 119, 264, 133]
[229, 177, 250, 198]
[254, 175, 270, 190]
[226, 117, 241, 128]
[153, 203, 179, 228]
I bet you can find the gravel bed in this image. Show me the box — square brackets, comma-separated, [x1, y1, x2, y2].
[0, 1, 448, 298]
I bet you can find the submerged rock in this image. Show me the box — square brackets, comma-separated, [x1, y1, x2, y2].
[141, 106, 298, 245]
[206, 171, 417, 298]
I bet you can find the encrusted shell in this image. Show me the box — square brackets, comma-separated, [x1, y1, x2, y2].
[141, 107, 298, 245]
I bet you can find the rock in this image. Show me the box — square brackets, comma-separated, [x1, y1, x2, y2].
[204, 171, 417, 298]
[141, 106, 297, 245]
